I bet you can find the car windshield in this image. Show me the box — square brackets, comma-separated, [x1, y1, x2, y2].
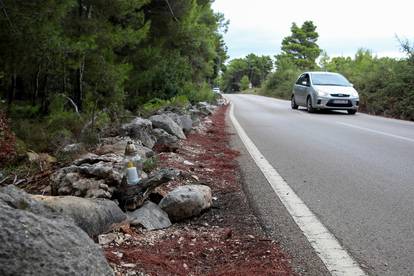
[311, 73, 351, 86]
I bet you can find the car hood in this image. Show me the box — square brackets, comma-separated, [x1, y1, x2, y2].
[314, 85, 359, 96]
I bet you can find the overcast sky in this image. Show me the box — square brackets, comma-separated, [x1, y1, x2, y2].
[212, 0, 413, 61]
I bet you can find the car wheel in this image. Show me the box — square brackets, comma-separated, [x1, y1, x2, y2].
[347, 109, 357, 115]
[307, 97, 315, 113]
[291, 96, 298, 109]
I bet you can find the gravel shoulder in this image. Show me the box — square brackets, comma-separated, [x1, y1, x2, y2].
[227, 107, 331, 276]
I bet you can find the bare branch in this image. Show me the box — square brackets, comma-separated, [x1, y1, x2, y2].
[0, 0, 16, 33]
[58, 93, 80, 115]
[396, 35, 414, 57]
[0, 176, 10, 185]
[164, 0, 179, 22]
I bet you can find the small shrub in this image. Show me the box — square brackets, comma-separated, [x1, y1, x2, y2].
[182, 83, 217, 104]
[170, 95, 190, 109]
[143, 156, 158, 173]
[12, 119, 49, 152]
[47, 111, 84, 137]
[49, 128, 75, 151]
[142, 98, 170, 116]
[9, 104, 41, 119]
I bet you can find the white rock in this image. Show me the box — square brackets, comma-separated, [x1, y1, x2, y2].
[159, 185, 212, 221]
[183, 160, 194, 166]
[98, 233, 117, 245]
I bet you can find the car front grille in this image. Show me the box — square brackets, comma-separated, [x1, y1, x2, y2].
[330, 94, 350, 97]
[326, 100, 353, 107]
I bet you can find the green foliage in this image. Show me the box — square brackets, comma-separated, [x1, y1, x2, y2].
[12, 119, 50, 152]
[261, 56, 301, 99]
[221, 54, 273, 92]
[245, 54, 273, 87]
[280, 21, 321, 69]
[142, 98, 171, 116]
[143, 156, 158, 173]
[170, 95, 191, 109]
[258, 20, 319, 99]
[0, 0, 228, 156]
[180, 82, 217, 104]
[8, 105, 41, 120]
[140, 93, 194, 117]
[240, 76, 250, 91]
[125, 0, 228, 106]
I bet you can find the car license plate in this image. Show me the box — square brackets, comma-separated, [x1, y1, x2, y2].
[333, 100, 348, 104]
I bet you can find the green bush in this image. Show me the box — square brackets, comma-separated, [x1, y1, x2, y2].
[12, 119, 49, 152]
[261, 56, 301, 100]
[47, 111, 84, 136]
[141, 98, 171, 116]
[240, 75, 250, 91]
[170, 95, 190, 109]
[9, 104, 41, 119]
[181, 83, 217, 104]
[143, 156, 158, 173]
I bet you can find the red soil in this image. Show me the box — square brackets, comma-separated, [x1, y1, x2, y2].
[104, 105, 295, 276]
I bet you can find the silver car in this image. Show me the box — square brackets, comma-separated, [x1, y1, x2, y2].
[291, 72, 359, 114]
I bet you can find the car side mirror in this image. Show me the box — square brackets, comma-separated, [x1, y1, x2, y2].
[301, 81, 307, 86]
[350, 83, 354, 87]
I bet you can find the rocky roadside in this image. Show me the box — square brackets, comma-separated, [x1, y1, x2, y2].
[103, 105, 295, 275]
[0, 98, 295, 276]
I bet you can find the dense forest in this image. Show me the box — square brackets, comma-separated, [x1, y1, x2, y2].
[223, 21, 414, 121]
[0, 0, 227, 160]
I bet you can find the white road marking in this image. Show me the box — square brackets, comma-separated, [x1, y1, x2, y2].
[337, 122, 414, 143]
[228, 101, 367, 276]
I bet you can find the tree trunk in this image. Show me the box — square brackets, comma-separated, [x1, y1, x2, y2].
[7, 71, 16, 106]
[33, 64, 41, 106]
[62, 58, 67, 95]
[74, 58, 85, 112]
[40, 74, 49, 114]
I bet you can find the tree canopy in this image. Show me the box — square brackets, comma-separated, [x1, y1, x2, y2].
[279, 21, 321, 69]
[221, 54, 272, 92]
[0, 0, 228, 114]
[0, 0, 228, 152]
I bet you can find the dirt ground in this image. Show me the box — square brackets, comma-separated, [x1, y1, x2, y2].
[104, 105, 295, 276]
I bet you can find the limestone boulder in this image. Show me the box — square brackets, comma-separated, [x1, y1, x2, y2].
[33, 195, 127, 238]
[0, 186, 114, 276]
[159, 184, 212, 221]
[152, 128, 179, 152]
[128, 201, 171, 230]
[120, 117, 155, 148]
[150, 114, 186, 139]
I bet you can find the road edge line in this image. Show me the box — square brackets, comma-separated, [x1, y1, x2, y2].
[227, 100, 367, 276]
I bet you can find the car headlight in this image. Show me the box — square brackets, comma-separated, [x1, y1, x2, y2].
[316, 90, 330, 97]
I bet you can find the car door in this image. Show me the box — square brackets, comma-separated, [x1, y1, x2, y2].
[294, 74, 309, 105]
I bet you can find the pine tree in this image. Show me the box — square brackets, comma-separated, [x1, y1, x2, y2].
[280, 21, 321, 69]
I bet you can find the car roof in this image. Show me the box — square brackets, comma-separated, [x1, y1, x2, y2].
[304, 71, 340, 75]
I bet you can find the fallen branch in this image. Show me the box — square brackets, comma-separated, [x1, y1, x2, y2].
[0, 176, 9, 185]
[114, 168, 178, 211]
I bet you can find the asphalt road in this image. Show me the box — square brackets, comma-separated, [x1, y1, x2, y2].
[227, 94, 414, 276]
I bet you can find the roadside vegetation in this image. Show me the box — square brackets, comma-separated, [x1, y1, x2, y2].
[223, 21, 414, 121]
[0, 0, 228, 165]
